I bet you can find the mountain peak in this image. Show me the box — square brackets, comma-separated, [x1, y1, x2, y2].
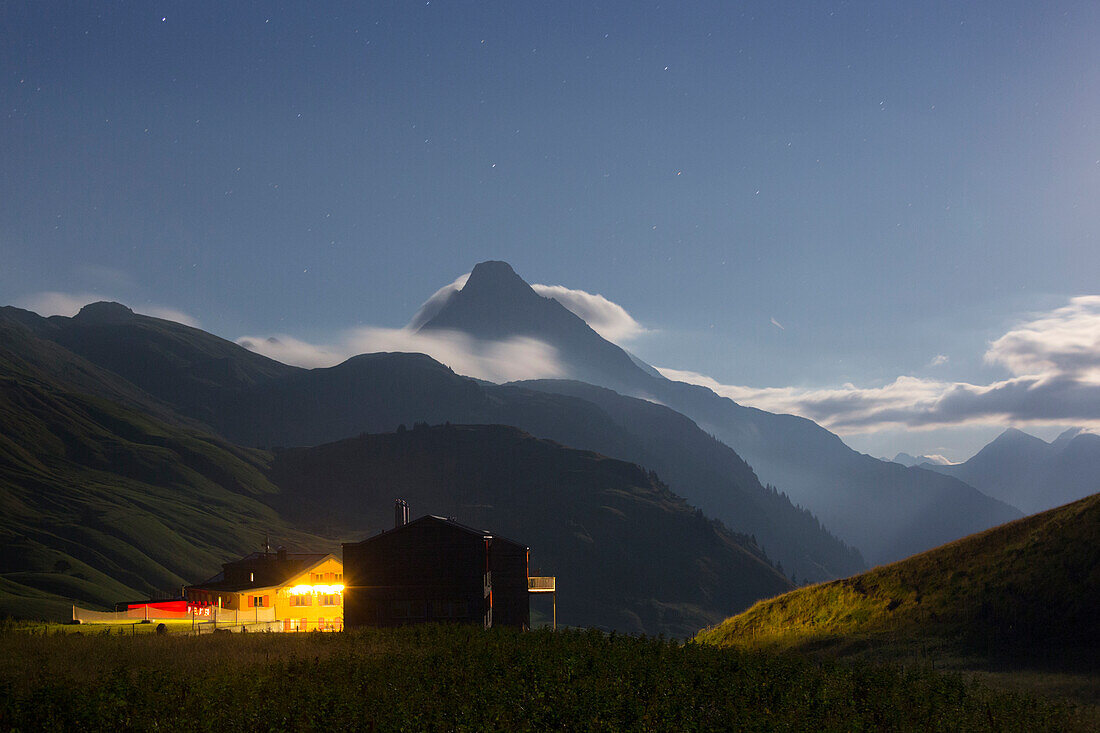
[73, 302, 136, 324]
[993, 427, 1039, 444]
[1051, 427, 1087, 451]
[468, 259, 520, 280]
[461, 260, 535, 297]
[416, 261, 652, 389]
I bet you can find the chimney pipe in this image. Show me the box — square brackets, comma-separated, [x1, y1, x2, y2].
[394, 499, 409, 529]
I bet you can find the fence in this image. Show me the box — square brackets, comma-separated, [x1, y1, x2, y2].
[73, 605, 275, 626]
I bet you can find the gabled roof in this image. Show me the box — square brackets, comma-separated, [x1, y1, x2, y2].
[187, 552, 339, 593]
[343, 514, 527, 550]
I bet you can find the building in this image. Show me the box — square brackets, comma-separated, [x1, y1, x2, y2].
[185, 548, 344, 631]
[342, 503, 531, 629]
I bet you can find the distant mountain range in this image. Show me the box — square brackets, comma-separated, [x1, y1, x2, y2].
[923, 427, 1100, 515]
[0, 309, 790, 635]
[417, 261, 1020, 564]
[2, 300, 863, 583]
[3, 260, 1051, 630]
[889, 452, 954, 467]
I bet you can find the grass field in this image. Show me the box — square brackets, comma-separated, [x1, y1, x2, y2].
[0, 624, 1091, 731]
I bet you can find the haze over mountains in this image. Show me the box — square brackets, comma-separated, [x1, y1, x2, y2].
[890, 453, 954, 467]
[416, 261, 1020, 564]
[0, 310, 790, 635]
[6, 258, 1080, 636]
[1, 299, 862, 584]
[924, 427, 1100, 515]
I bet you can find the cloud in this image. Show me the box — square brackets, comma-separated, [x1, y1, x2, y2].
[530, 283, 647, 342]
[242, 272, 642, 384]
[238, 327, 565, 384]
[770, 317, 785, 331]
[985, 296, 1100, 380]
[235, 335, 343, 370]
[142, 306, 201, 328]
[407, 273, 470, 330]
[657, 295, 1100, 433]
[18, 291, 110, 317]
[16, 291, 199, 327]
[406, 271, 648, 344]
[929, 354, 949, 366]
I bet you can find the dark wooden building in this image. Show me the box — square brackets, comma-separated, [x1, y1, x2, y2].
[343, 507, 530, 629]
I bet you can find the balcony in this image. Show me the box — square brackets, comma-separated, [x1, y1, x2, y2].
[528, 576, 556, 593]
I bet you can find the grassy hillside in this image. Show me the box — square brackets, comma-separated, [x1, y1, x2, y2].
[696, 493, 1100, 661]
[269, 423, 792, 637]
[0, 358, 329, 620]
[1, 625, 1087, 730]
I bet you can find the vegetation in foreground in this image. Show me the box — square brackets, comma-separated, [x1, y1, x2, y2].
[0, 624, 1088, 731]
[695, 493, 1100, 710]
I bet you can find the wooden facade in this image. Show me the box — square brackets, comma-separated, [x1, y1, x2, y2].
[343, 515, 529, 629]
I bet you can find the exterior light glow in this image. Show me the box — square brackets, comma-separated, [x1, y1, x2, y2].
[286, 584, 345, 596]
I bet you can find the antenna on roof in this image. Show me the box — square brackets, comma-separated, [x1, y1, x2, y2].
[264, 532, 271, 555]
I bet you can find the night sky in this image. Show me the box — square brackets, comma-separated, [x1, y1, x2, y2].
[4, 1, 1099, 460]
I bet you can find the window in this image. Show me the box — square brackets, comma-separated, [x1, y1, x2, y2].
[290, 595, 312, 607]
[335, 573, 343, 581]
[320, 594, 340, 606]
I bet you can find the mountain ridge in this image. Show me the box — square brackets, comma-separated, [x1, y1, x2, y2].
[419, 261, 1021, 564]
[926, 427, 1100, 514]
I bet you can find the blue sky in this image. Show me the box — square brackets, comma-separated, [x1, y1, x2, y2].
[3, 1, 1098, 460]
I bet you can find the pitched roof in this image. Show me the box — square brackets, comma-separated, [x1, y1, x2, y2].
[343, 514, 527, 550]
[187, 552, 338, 593]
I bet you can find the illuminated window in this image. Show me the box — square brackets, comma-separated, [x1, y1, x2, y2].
[320, 594, 340, 606]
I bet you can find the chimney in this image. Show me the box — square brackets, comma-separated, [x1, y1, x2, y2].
[394, 498, 409, 529]
[276, 546, 287, 562]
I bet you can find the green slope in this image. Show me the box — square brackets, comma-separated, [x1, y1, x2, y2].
[696, 492, 1100, 659]
[0, 337, 329, 619]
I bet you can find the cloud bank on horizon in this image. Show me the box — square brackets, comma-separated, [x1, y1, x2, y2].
[21, 283, 1100, 435]
[17, 291, 201, 328]
[658, 295, 1100, 434]
[240, 276, 644, 383]
[237, 327, 565, 384]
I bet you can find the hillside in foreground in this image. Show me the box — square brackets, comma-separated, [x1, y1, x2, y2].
[697, 493, 1100, 664]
